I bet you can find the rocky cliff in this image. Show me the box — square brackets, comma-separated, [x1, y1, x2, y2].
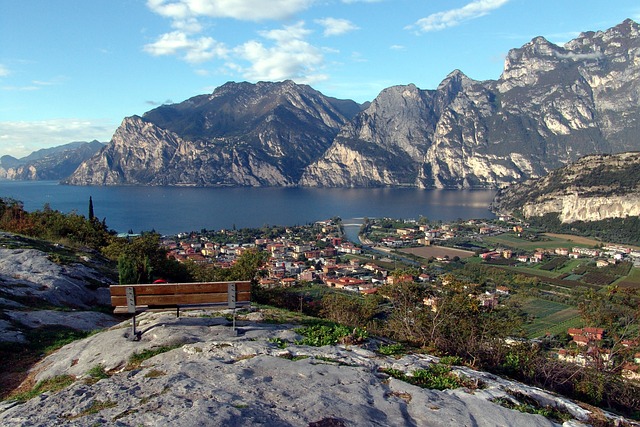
[0, 141, 104, 181]
[303, 19, 640, 188]
[491, 152, 640, 222]
[67, 19, 640, 189]
[66, 81, 361, 186]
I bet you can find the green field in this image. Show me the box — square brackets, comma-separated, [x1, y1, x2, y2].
[485, 233, 592, 251]
[614, 267, 640, 289]
[521, 298, 582, 338]
[496, 264, 559, 278]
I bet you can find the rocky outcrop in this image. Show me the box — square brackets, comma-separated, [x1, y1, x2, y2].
[0, 310, 616, 426]
[0, 141, 104, 181]
[303, 19, 640, 188]
[0, 232, 117, 344]
[66, 81, 361, 186]
[65, 20, 640, 189]
[491, 152, 640, 222]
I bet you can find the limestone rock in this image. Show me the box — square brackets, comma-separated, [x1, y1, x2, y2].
[491, 151, 640, 222]
[65, 20, 640, 189]
[66, 81, 361, 187]
[0, 310, 609, 426]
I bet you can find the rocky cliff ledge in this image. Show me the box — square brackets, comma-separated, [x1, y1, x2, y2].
[492, 152, 640, 222]
[0, 309, 619, 427]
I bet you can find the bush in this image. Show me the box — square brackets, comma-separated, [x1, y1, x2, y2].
[378, 343, 406, 356]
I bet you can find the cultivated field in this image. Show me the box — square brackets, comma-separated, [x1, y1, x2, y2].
[400, 246, 475, 259]
[615, 267, 640, 289]
[521, 298, 582, 338]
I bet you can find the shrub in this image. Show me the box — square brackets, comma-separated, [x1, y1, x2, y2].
[294, 323, 368, 347]
[378, 343, 406, 356]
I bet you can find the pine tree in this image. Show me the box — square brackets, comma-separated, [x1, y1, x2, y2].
[88, 196, 94, 221]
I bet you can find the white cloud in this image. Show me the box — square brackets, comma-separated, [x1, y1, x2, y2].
[232, 22, 327, 83]
[554, 51, 603, 61]
[0, 119, 117, 158]
[0, 65, 10, 78]
[144, 31, 228, 63]
[145, 2, 329, 84]
[2, 76, 67, 92]
[315, 17, 359, 37]
[408, 0, 510, 33]
[147, 0, 314, 22]
[390, 44, 405, 50]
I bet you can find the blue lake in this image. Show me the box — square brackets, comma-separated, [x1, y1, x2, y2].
[0, 181, 496, 237]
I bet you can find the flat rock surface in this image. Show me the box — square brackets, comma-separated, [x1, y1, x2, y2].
[0, 310, 597, 427]
[5, 310, 118, 332]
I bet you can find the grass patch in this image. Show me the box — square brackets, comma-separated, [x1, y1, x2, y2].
[252, 304, 321, 325]
[9, 375, 75, 401]
[23, 326, 93, 355]
[126, 344, 182, 370]
[492, 390, 573, 423]
[84, 364, 109, 384]
[278, 353, 310, 361]
[66, 399, 117, 420]
[439, 355, 463, 366]
[378, 343, 406, 356]
[294, 323, 368, 347]
[268, 337, 288, 349]
[380, 364, 478, 391]
[144, 369, 166, 378]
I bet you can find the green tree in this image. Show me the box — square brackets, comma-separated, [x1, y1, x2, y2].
[88, 196, 94, 221]
[104, 232, 187, 283]
[117, 254, 138, 285]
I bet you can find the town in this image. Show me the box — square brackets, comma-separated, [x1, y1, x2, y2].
[161, 216, 640, 295]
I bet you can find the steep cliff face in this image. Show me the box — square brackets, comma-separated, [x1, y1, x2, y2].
[68, 20, 640, 188]
[66, 81, 361, 186]
[303, 19, 640, 188]
[491, 152, 640, 222]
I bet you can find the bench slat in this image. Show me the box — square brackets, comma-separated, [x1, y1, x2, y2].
[109, 281, 251, 296]
[111, 291, 250, 307]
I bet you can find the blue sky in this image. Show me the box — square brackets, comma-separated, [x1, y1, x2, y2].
[1, 0, 639, 158]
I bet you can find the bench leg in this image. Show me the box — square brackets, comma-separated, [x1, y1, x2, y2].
[129, 314, 141, 341]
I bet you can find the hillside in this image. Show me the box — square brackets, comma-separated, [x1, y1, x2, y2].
[66, 19, 640, 188]
[491, 152, 640, 222]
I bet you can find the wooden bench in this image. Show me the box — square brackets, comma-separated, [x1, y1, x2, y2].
[110, 281, 251, 340]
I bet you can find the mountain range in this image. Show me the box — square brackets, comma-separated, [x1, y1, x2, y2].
[26, 19, 640, 188]
[0, 141, 104, 181]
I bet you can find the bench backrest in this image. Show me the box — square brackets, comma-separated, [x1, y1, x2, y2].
[110, 281, 251, 309]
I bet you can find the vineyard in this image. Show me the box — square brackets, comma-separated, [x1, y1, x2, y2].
[521, 298, 582, 338]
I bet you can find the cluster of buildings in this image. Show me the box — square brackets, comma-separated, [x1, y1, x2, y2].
[479, 244, 639, 268]
[556, 327, 640, 379]
[162, 220, 390, 294]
